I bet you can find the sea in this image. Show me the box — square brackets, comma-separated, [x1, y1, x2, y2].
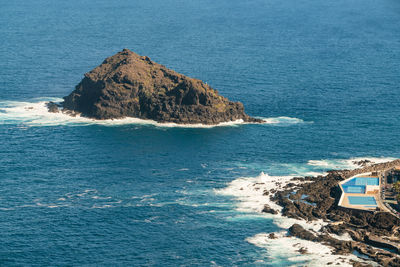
[1, 0, 400, 266]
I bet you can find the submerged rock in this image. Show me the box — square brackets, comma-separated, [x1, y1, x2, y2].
[268, 233, 277, 239]
[61, 49, 262, 125]
[261, 204, 278, 214]
[46, 101, 60, 113]
[297, 247, 308, 254]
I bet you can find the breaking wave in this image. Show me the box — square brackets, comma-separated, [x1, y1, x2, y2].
[0, 98, 307, 128]
[307, 157, 397, 170]
[246, 232, 375, 267]
[261, 116, 309, 125]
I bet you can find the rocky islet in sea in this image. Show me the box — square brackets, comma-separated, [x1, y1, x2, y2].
[50, 49, 262, 125]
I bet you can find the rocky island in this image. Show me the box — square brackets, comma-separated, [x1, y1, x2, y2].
[54, 49, 261, 125]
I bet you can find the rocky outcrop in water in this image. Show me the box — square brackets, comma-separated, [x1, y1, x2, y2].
[61, 49, 262, 125]
[261, 204, 278, 215]
[46, 102, 60, 113]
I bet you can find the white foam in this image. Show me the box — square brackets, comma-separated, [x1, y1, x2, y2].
[34, 202, 69, 208]
[0, 207, 15, 211]
[247, 232, 375, 266]
[215, 172, 294, 213]
[0, 98, 245, 127]
[344, 157, 397, 169]
[307, 157, 397, 170]
[16, 189, 119, 210]
[91, 204, 113, 209]
[328, 232, 354, 242]
[262, 116, 309, 125]
[91, 196, 112, 200]
[0, 98, 307, 128]
[304, 171, 326, 177]
[215, 172, 325, 230]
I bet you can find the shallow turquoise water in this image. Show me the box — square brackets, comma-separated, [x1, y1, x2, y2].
[1, 0, 400, 265]
[355, 177, 380, 186]
[342, 177, 380, 193]
[348, 196, 377, 206]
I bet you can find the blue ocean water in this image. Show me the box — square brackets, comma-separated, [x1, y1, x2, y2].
[1, 0, 400, 265]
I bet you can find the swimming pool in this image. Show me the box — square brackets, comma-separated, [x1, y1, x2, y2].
[355, 177, 379, 186]
[342, 177, 379, 193]
[344, 186, 364, 193]
[348, 196, 377, 206]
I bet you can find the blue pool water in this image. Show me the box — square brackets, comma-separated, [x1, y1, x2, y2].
[344, 177, 380, 186]
[342, 177, 379, 193]
[1, 0, 400, 265]
[348, 196, 377, 206]
[344, 186, 365, 194]
[356, 177, 380, 186]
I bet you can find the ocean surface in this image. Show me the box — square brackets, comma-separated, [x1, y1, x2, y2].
[1, 0, 400, 266]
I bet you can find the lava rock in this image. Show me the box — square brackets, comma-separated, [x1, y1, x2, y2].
[289, 224, 318, 241]
[370, 212, 400, 230]
[46, 101, 60, 113]
[261, 204, 278, 215]
[297, 247, 308, 254]
[268, 233, 277, 239]
[62, 49, 262, 125]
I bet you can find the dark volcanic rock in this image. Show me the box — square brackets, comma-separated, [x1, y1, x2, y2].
[289, 224, 354, 255]
[297, 247, 308, 254]
[62, 49, 262, 124]
[353, 160, 372, 167]
[268, 233, 277, 239]
[261, 204, 278, 214]
[370, 212, 400, 230]
[46, 101, 60, 113]
[289, 224, 318, 241]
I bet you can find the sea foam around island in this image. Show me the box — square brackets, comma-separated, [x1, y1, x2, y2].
[0, 98, 308, 128]
[215, 157, 394, 266]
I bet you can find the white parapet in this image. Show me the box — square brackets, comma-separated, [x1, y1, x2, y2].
[366, 185, 380, 194]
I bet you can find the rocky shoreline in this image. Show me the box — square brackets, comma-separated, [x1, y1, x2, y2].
[262, 160, 400, 266]
[50, 49, 262, 125]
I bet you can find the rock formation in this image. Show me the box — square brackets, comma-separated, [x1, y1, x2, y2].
[261, 204, 278, 214]
[61, 49, 262, 125]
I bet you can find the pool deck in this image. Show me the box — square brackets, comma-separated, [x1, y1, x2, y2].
[338, 173, 390, 212]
